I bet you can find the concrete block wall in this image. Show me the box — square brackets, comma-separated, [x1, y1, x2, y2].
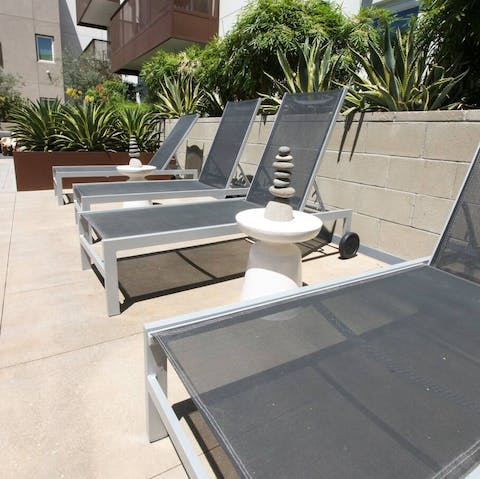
[166, 109, 480, 259]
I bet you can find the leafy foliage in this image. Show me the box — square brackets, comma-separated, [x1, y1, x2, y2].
[140, 0, 377, 103]
[10, 100, 160, 151]
[10, 100, 62, 151]
[416, 0, 480, 106]
[261, 38, 339, 113]
[0, 68, 23, 121]
[153, 75, 205, 118]
[54, 102, 123, 151]
[116, 105, 161, 151]
[345, 24, 466, 112]
[62, 49, 120, 95]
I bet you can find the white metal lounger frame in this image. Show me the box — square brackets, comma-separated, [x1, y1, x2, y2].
[79, 203, 353, 316]
[53, 115, 199, 205]
[73, 100, 262, 215]
[143, 144, 480, 479]
[78, 90, 353, 316]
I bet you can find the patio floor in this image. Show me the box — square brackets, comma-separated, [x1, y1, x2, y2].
[0, 166, 388, 477]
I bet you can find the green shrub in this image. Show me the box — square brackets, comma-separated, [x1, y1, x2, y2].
[54, 102, 123, 151]
[416, 0, 480, 106]
[116, 105, 161, 151]
[345, 24, 466, 112]
[261, 38, 339, 113]
[153, 75, 205, 118]
[10, 99, 62, 151]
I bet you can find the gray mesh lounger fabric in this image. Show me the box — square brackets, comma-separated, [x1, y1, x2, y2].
[73, 99, 260, 209]
[73, 179, 216, 203]
[154, 265, 480, 479]
[84, 199, 259, 239]
[148, 145, 480, 478]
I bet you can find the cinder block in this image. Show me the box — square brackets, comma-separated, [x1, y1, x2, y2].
[387, 156, 424, 193]
[464, 110, 480, 121]
[317, 150, 340, 179]
[412, 195, 453, 233]
[241, 143, 266, 166]
[351, 212, 380, 249]
[355, 185, 414, 224]
[363, 112, 396, 122]
[452, 162, 471, 199]
[338, 153, 388, 187]
[255, 116, 275, 144]
[316, 178, 358, 210]
[364, 122, 426, 158]
[379, 221, 438, 259]
[395, 110, 465, 122]
[327, 119, 366, 154]
[420, 160, 459, 198]
[423, 123, 480, 160]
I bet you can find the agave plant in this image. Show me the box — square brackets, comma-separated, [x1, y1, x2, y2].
[10, 99, 62, 151]
[261, 38, 340, 113]
[154, 74, 205, 118]
[116, 105, 161, 151]
[345, 24, 467, 113]
[54, 102, 123, 151]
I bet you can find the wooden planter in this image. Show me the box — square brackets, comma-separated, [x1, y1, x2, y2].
[13, 151, 165, 191]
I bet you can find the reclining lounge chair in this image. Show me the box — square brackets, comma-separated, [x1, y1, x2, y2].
[73, 99, 261, 215]
[53, 114, 199, 205]
[79, 89, 353, 316]
[144, 144, 480, 479]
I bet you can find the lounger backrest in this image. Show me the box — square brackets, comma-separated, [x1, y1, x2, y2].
[198, 99, 260, 189]
[431, 145, 480, 284]
[148, 114, 199, 168]
[245, 89, 346, 209]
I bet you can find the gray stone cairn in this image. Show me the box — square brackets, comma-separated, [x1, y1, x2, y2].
[264, 146, 295, 221]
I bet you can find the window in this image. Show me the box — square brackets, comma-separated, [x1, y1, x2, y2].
[35, 35, 54, 62]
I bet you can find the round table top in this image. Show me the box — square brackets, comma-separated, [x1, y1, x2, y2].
[116, 165, 156, 174]
[236, 208, 322, 243]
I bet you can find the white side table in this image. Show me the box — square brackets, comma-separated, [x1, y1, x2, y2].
[236, 208, 322, 301]
[116, 164, 156, 208]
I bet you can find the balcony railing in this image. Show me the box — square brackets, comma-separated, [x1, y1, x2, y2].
[109, 0, 219, 72]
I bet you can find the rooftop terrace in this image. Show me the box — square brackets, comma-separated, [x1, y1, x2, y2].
[0, 155, 387, 478]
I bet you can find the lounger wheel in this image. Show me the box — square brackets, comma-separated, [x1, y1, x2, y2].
[338, 232, 360, 259]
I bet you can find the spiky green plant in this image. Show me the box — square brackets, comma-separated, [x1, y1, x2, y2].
[54, 102, 122, 151]
[10, 99, 62, 151]
[116, 105, 160, 151]
[154, 75, 205, 118]
[261, 38, 340, 113]
[345, 24, 467, 113]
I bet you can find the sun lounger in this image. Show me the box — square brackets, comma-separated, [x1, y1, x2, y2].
[144, 144, 480, 479]
[79, 89, 352, 316]
[73, 99, 261, 215]
[53, 114, 199, 205]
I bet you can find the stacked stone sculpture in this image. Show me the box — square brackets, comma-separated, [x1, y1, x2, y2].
[128, 135, 142, 167]
[264, 146, 295, 221]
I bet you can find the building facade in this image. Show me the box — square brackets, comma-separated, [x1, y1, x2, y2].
[0, 0, 107, 101]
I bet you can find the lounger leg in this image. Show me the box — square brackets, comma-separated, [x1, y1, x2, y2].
[145, 335, 169, 442]
[78, 216, 92, 270]
[53, 172, 64, 205]
[103, 243, 120, 316]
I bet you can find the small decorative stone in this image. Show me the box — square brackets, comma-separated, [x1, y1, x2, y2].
[264, 146, 296, 222]
[128, 135, 141, 166]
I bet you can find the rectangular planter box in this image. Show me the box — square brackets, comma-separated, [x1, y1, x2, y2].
[12, 151, 170, 191]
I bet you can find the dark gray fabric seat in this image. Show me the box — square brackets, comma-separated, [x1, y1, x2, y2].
[147, 145, 480, 478]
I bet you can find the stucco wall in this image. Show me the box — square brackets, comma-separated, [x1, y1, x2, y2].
[166, 109, 480, 260]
